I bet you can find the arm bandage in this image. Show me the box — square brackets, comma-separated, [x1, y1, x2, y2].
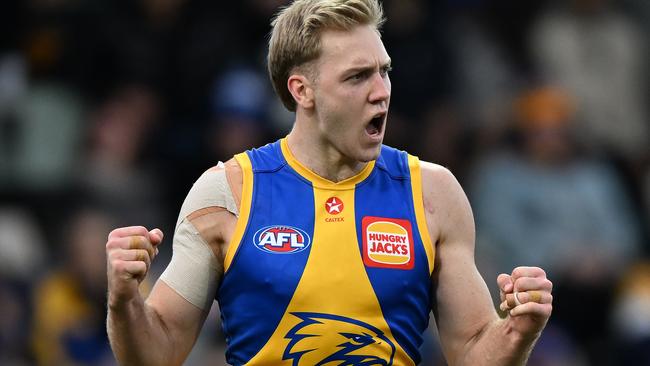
[159, 163, 238, 310]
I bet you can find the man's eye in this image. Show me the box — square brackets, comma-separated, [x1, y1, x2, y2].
[380, 66, 392, 77]
[349, 72, 365, 81]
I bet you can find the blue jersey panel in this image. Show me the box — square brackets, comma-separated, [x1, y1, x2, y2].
[217, 141, 315, 365]
[354, 146, 432, 364]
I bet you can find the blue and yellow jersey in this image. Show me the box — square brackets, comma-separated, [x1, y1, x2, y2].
[217, 138, 435, 365]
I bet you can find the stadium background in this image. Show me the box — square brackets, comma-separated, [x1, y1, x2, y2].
[1, 0, 649, 364]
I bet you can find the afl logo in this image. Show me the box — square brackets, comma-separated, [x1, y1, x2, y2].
[254, 226, 311, 254]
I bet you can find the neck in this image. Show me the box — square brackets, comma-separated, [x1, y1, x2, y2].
[286, 115, 368, 183]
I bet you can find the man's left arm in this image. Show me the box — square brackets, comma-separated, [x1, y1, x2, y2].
[420, 162, 552, 366]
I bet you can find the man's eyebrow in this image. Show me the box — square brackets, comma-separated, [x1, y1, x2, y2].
[343, 58, 392, 74]
[343, 65, 374, 75]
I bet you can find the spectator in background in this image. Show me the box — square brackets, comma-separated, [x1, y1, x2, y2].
[79, 83, 167, 232]
[31, 207, 124, 366]
[0, 207, 46, 366]
[469, 86, 642, 363]
[530, 0, 648, 163]
[445, 1, 521, 147]
[0, 46, 84, 193]
[205, 67, 272, 161]
[0, 0, 95, 194]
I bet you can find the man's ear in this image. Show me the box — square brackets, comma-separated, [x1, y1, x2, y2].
[287, 74, 315, 109]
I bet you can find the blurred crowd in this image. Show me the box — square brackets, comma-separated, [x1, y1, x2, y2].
[1, 0, 649, 365]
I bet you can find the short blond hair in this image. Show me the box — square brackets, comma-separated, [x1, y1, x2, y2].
[268, 0, 385, 111]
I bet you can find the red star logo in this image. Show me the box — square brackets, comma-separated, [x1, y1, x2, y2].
[325, 197, 344, 215]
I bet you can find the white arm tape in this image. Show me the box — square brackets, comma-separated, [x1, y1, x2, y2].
[160, 164, 238, 310]
[175, 162, 239, 227]
[160, 218, 218, 310]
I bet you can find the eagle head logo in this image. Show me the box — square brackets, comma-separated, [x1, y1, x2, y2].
[283, 312, 395, 366]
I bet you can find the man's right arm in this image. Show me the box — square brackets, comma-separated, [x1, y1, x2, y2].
[106, 162, 241, 365]
[106, 226, 211, 366]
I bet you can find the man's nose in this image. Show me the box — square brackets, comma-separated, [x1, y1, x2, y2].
[368, 72, 390, 105]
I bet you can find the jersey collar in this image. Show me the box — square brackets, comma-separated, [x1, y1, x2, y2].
[280, 138, 375, 190]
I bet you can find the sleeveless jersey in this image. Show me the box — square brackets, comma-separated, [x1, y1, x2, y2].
[217, 138, 435, 365]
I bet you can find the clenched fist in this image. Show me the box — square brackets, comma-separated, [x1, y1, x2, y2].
[498, 266, 553, 339]
[106, 226, 164, 308]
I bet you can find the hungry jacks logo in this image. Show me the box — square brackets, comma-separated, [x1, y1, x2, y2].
[362, 217, 414, 270]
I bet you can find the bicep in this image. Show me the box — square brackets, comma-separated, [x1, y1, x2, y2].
[432, 237, 497, 364]
[422, 163, 498, 364]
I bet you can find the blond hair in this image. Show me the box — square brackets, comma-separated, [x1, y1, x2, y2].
[268, 0, 385, 111]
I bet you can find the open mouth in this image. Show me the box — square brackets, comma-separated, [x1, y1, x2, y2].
[365, 113, 386, 137]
